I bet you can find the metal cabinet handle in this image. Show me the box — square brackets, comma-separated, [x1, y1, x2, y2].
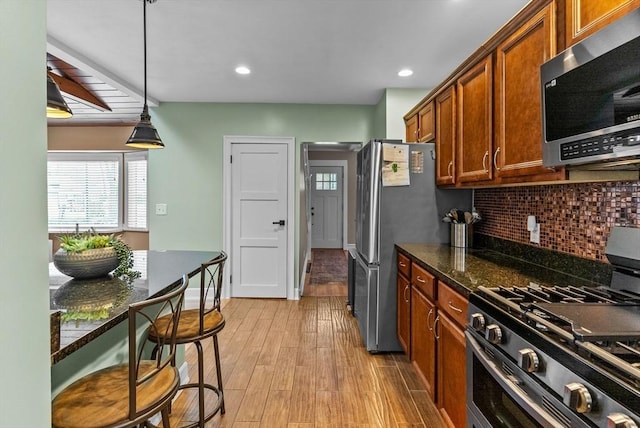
[447, 160, 453, 177]
[427, 308, 434, 331]
[448, 301, 463, 313]
[482, 151, 489, 172]
[416, 276, 426, 283]
[399, 262, 407, 267]
[434, 315, 440, 339]
[493, 147, 501, 171]
[403, 285, 410, 303]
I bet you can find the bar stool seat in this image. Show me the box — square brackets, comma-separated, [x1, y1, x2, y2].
[51, 362, 178, 428]
[149, 252, 227, 428]
[52, 276, 189, 428]
[155, 309, 223, 340]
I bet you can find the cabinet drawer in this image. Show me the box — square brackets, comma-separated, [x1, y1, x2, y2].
[411, 264, 435, 301]
[397, 252, 411, 278]
[438, 282, 468, 327]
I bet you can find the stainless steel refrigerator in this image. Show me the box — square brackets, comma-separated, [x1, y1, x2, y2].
[353, 140, 471, 352]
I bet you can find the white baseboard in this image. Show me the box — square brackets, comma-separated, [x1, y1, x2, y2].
[298, 250, 311, 298]
[185, 287, 201, 302]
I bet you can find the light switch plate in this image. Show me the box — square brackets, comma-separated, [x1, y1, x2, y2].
[155, 203, 167, 216]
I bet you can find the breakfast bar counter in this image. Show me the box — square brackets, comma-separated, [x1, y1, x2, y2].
[49, 250, 219, 364]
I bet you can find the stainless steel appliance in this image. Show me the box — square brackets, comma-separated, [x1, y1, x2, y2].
[466, 226, 640, 427]
[347, 247, 357, 314]
[541, 9, 640, 168]
[354, 140, 471, 352]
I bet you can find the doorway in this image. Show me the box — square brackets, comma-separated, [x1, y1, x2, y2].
[309, 162, 345, 249]
[300, 142, 361, 298]
[222, 136, 295, 299]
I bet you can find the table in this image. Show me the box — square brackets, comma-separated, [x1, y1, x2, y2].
[49, 250, 220, 364]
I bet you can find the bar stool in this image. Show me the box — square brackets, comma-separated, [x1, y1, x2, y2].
[150, 252, 227, 428]
[52, 275, 189, 428]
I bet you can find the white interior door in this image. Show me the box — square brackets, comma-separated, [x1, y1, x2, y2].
[310, 165, 343, 249]
[230, 142, 288, 297]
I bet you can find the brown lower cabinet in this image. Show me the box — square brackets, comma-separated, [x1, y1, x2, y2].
[397, 273, 411, 354]
[436, 311, 467, 428]
[401, 254, 468, 428]
[411, 286, 437, 398]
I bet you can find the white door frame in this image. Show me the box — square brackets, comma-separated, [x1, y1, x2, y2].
[222, 135, 296, 300]
[309, 160, 348, 251]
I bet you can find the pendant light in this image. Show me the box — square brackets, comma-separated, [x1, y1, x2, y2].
[47, 68, 73, 118]
[126, 0, 164, 149]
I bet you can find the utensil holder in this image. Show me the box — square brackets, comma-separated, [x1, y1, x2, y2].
[450, 223, 473, 248]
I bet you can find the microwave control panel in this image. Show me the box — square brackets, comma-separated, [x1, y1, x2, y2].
[560, 133, 640, 161]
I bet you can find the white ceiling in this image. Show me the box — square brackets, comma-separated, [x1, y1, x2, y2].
[47, 0, 529, 121]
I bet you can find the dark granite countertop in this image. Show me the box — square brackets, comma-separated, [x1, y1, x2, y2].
[49, 250, 220, 364]
[395, 243, 608, 297]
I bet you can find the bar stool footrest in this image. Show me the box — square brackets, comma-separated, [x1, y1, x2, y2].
[176, 382, 224, 428]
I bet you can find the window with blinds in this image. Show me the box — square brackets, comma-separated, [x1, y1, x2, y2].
[47, 152, 147, 232]
[124, 152, 148, 230]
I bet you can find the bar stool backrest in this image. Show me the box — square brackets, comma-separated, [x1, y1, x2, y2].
[127, 274, 188, 421]
[199, 252, 227, 335]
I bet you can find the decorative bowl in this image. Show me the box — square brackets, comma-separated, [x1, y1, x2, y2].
[53, 247, 119, 279]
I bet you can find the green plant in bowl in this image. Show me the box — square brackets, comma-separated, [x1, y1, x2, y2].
[56, 231, 141, 282]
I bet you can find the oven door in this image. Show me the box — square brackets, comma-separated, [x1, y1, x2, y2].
[466, 331, 590, 428]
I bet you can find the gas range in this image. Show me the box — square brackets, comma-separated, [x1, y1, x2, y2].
[466, 227, 640, 428]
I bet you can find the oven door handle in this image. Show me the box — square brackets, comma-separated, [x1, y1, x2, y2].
[466, 332, 564, 428]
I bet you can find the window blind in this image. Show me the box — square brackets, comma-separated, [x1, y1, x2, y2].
[125, 153, 148, 230]
[47, 153, 121, 231]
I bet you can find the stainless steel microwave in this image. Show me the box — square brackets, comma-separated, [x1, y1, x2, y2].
[541, 9, 640, 167]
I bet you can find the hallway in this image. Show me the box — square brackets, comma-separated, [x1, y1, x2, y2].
[303, 249, 348, 297]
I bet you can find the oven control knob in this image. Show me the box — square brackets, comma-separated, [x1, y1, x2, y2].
[563, 382, 592, 413]
[518, 348, 540, 373]
[471, 313, 485, 331]
[485, 324, 502, 344]
[607, 413, 638, 428]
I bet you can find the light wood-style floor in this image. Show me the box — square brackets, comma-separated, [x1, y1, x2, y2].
[168, 251, 446, 427]
[168, 297, 446, 428]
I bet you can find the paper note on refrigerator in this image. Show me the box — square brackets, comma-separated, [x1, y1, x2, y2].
[382, 143, 410, 186]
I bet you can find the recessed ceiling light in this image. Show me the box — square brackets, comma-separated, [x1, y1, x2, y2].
[235, 66, 251, 75]
[398, 69, 413, 77]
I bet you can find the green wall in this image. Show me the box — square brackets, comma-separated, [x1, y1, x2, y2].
[385, 88, 429, 140]
[0, 1, 51, 426]
[147, 102, 375, 290]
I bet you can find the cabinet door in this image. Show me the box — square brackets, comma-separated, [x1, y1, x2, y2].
[411, 288, 437, 399]
[435, 86, 456, 186]
[397, 274, 411, 355]
[436, 312, 466, 428]
[457, 56, 493, 183]
[566, 0, 640, 46]
[418, 101, 435, 142]
[406, 114, 419, 143]
[495, 4, 559, 180]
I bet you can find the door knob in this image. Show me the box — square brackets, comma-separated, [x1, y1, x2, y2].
[272, 220, 286, 226]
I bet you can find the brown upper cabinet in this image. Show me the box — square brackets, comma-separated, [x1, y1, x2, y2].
[457, 56, 493, 183]
[565, 0, 640, 46]
[494, 3, 564, 181]
[405, 114, 418, 143]
[405, 101, 435, 143]
[405, 0, 640, 188]
[435, 87, 456, 186]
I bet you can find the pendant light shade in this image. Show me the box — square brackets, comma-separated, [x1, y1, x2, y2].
[126, 0, 164, 149]
[47, 71, 73, 118]
[127, 105, 164, 148]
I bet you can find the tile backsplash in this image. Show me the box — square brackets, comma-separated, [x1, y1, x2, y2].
[473, 181, 640, 261]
